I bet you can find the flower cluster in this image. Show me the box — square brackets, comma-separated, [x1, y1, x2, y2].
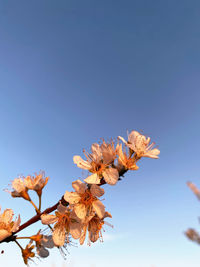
[41, 181, 110, 246]
[10, 172, 49, 200]
[0, 130, 160, 265]
[39, 131, 159, 248]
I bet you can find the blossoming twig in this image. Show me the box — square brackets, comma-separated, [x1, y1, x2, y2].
[0, 130, 160, 265]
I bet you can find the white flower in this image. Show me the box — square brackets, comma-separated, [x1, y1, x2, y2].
[116, 143, 139, 171]
[29, 231, 54, 259]
[118, 131, 160, 159]
[41, 204, 82, 247]
[10, 178, 30, 201]
[24, 172, 49, 196]
[64, 180, 105, 221]
[0, 208, 21, 242]
[79, 211, 112, 245]
[73, 142, 119, 185]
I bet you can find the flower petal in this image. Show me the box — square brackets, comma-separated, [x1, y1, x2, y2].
[41, 235, 55, 248]
[74, 204, 87, 220]
[91, 143, 102, 161]
[12, 215, 21, 232]
[0, 209, 13, 224]
[12, 178, 25, 193]
[73, 156, 91, 170]
[84, 173, 101, 184]
[88, 220, 99, 243]
[128, 130, 139, 144]
[79, 225, 87, 245]
[0, 229, 11, 242]
[70, 221, 82, 239]
[118, 136, 127, 145]
[53, 226, 66, 247]
[103, 211, 112, 219]
[64, 191, 81, 204]
[37, 246, 49, 258]
[144, 148, 160, 159]
[90, 184, 104, 197]
[34, 175, 49, 191]
[103, 168, 119, 185]
[101, 141, 115, 165]
[57, 203, 68, 214]
[92, 200, 105, 219]
[24, 176, 34, 189]
[72, 180, 87, 194]
[41, 214, 57, 225]
[117, 144, 126, 166]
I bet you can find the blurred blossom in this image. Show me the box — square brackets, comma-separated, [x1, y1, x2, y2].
[187, 182, 200, 200]
[185, 228, 200, 244]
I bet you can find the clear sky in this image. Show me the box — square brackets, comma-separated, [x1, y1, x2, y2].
[0, 1, 200, 266]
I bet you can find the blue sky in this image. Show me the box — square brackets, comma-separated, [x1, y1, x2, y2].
[0, 0, 200, 266]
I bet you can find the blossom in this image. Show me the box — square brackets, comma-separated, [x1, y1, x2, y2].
[79, 211, 112, 245]
[64, 180, 105, 221]
[21, 242, 35, 265]
[118, 131, 160, 159]
[116, 143, 139, 171]
[73, 142, 119, 185]
[41, 204, 82, 247]
[29, 231, 54, 258]
[10, 178, 30, 201]
[185, 228, 200, 244]
[24, 172, 49, 196]
[0, 208, 21, 242]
